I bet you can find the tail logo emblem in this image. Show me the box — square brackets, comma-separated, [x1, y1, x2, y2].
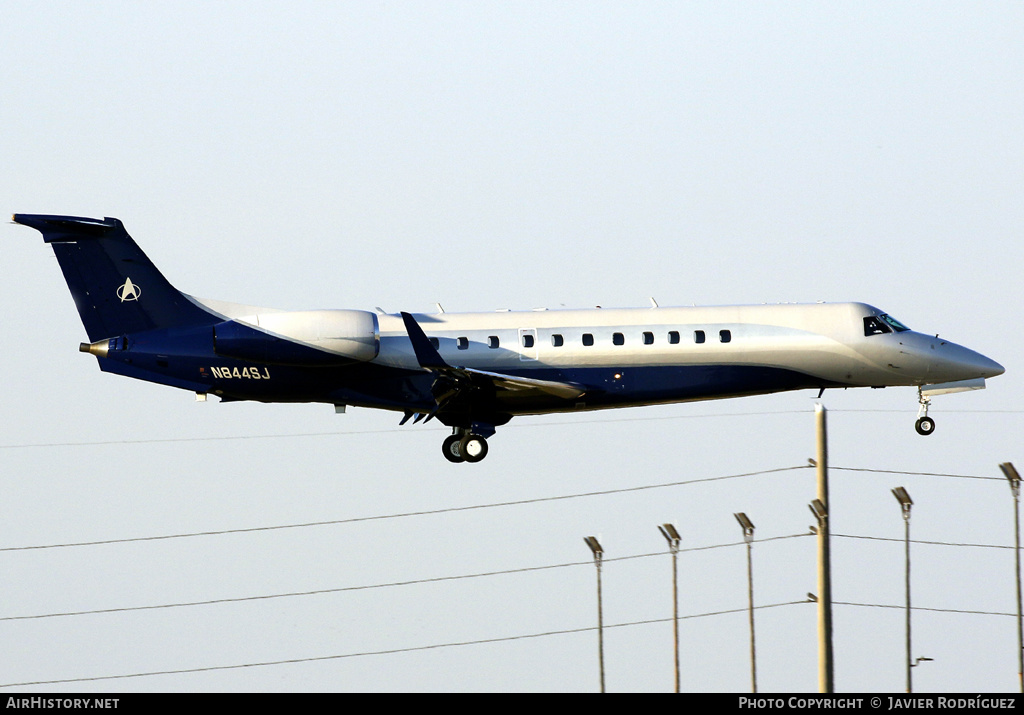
[117, 277, 141, 302]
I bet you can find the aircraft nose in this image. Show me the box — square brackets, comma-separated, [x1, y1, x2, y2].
[972, 352, 1004, 379]
[889, 332, 1005, 384]
[932, 342, 1004, 382]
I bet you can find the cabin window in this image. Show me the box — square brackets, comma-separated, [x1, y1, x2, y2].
[457, 337, 469, 350]
[582, 333, 594, 346]
[720, 330, 732, 343]
[429, 338, 440, 349]
[643, 331, 654, 345]
[522, 334, 535, 349]
[551, 334, 564, 347]
[694, 330, 705, 344]
[612, 332, 625, 346]
[668, 331, 680, 345]
[488, 336, 500, 349]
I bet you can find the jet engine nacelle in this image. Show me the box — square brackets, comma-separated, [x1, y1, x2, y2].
[214, 309, 379, 365]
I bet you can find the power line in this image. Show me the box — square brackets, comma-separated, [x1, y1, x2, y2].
[835, 598, 1011, 614]
[831, 466, 1003, 482]
[0, 465, 809, 552]
[1, 464, 1007, 553]
[0, 411, 817, 450]
[835, 533, 1015, 550]
[0, 601, 807, 688]
[4, 529, 1010, 626]
[2, 413, 798, 450]
[0, 533, 811, 623]
[0, 559, 595, 623]
[0, 407, 1018, 451]
[2, 597, 1012, 689]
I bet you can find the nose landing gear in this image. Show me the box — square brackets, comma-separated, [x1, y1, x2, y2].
[915, 416, 936, 435]
[915, 387, 936, 436]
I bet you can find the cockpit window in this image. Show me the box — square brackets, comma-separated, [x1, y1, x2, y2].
[864, 314, 911, 336]
[863, 317, 891, 335]
[879, 314, 910, 332]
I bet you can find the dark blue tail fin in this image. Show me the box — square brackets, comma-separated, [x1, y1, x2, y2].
[14, 214, 217, 341]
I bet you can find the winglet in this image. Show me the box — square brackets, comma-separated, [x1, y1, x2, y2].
[400, 312, 449, 369]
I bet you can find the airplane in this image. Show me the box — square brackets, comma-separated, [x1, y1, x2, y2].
[13, 213, 1005, 463]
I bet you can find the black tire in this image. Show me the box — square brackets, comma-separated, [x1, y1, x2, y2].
[915, 417, 935, 436]
[442, 435, 465, 463]
[459, 434, 489, 463]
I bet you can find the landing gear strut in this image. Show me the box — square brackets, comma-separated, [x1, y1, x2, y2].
[441, 429, 489, 463]
[915, 387, 936, 436]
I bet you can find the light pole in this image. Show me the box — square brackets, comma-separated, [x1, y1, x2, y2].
[813, 404, 835, 692]
[735, 512, 756, 693]
[999, 462, 1022, 693]
[892, 486, 914, 693]
[584, 536, 605, 693]
[659, 523, 682, 693]
[808, 496, 834, 692]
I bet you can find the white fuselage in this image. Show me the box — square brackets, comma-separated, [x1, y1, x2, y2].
[368, 302, 998, 391]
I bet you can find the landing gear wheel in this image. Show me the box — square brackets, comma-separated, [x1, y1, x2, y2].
[442, 435, 465, 463]
[459, 434, 489, 463]
[915, 416, 936, 436]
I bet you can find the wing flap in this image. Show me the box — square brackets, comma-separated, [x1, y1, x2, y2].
[463, 367, 586, 400]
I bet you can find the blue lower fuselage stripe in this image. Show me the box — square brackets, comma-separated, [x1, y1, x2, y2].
[100, 345, 835, 414]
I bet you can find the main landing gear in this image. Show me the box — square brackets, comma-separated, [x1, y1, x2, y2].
[915, 387, 936, 436]
[442, 429, 490, 463]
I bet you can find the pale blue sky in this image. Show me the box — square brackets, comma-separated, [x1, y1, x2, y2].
[1, 1, 1022, 692]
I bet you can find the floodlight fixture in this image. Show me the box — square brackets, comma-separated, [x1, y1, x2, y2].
[1001, 462, 1021, 496]
[734, 512, 755, 542]
[892, 486, 913, 518]
[808, 498, 828, 524]
[659, 523, 681, 547]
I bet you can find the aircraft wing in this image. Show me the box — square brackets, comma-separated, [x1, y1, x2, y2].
[400, 312, 586, 409]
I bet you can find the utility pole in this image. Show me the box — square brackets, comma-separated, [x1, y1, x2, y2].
[999, 463, 1022, 693]
[735, 512, 757, 693]
[659, 523, 682, 692]
[814, 403, 835, 692]
[584, 536, 605, 693]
